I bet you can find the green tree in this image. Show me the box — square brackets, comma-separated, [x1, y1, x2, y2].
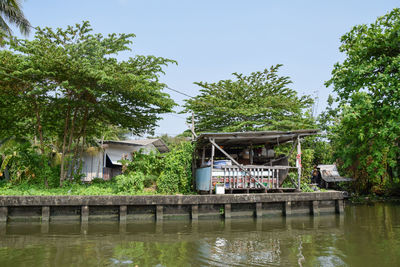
[0, 21, 176, 186]
[0, 0, 30, 40]
[184, 65, 315, 132]
[326, 8, 400, 194]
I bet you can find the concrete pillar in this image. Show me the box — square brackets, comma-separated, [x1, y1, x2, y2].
[224, 204, 231, 219]
[119, 205, 127, 222]
[335, 199, 344, 214]
[0, 207, 7, 223]
[191, 205, 198, 220]
[311, 201, 319, 216]
[255, 202, 263, 218]
[283, 201, 291, 216]
[42, 206, 50, 222]
[81, 205, 89, 222]
[156, 205, 163, 221]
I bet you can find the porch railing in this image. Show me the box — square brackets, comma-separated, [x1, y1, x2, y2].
[211, 165, 291, 190]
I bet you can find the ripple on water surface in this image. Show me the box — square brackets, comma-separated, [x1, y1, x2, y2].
[0, 203, 400, 266]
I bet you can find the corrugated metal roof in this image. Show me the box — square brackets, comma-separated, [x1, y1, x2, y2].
[318, 164, 353, 183]
[196, 129, 319, 147]
[103, 139, 169, 153]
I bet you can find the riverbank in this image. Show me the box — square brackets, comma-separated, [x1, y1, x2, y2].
[0, 192, 345, 223]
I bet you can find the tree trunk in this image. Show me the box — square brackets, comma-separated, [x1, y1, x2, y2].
[70, 136, 81, 181]
[33, 98, 48, 188]
[59, 103, 71, 187]
[65, 106, 79, 180]
[77, 106, 89, 180]
[33, 100, 45, 154]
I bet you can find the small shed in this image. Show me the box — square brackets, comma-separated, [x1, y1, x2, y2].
[81, 139, 169, 181]
[194, 129, 319, 194]
[317, 164, 353, 189]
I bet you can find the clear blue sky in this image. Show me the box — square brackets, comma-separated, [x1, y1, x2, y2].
[16, 0, 400, 136]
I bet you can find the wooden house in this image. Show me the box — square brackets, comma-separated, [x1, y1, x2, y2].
[81, 139, 169, 181]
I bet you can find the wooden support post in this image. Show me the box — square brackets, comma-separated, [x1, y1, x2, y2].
[156, 205, 163, 221]
[42, 206, 50, 222]
[311, 201, 319, 216]
[224, 204, 231, 219]
[256, 202, 263, 218]
[191, 111, 195, 141]
[81, 205, 89, 222]
[201, 147, 206, 166]
[250, 143, 253, 165]
[192, 148, 198, 190]
[191, 205, 198, 220]
[0, 207, 7, 223]
[296, 135, 301, 191]
[209, 141, 215, 194]
[119, 205, 127, 222]
[283, 201, 291, 216]
[335, 199, 344, 214]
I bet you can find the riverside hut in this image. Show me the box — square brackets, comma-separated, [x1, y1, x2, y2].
[193, 130, 319, 194]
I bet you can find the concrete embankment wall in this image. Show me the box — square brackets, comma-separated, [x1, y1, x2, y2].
[0, 192, 345, 222]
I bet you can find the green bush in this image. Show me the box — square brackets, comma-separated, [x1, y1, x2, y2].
[115, 172, 145, 194]
[120, 150, 161, 189]
[0, 139, 59, 187]
[157, 142, 194, 194]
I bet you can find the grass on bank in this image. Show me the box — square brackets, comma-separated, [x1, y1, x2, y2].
[0, 179, 165, 196]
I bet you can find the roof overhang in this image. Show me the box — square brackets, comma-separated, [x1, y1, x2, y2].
[103, 139, 169, 153]
[195, 129, 319, 147]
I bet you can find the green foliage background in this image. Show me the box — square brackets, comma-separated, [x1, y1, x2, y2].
[325, 8, 400, 195]
[184, 65, 315, 132]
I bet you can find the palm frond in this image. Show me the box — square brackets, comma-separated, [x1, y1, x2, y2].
[0, 0, 31, 37]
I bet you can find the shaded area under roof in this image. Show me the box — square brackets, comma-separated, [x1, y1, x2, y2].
[196, 129, 319, 147]
[103, 139, 169, 153]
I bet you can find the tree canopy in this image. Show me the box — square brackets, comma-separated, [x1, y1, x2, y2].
[0, 21, 176, 185]
[325, 8, 400, 193]
[184, 65, 314, 132]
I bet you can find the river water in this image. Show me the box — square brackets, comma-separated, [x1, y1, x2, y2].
[0, 202, 399, 266]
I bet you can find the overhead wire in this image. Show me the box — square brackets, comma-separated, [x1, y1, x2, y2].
[165, 86, 194, 98]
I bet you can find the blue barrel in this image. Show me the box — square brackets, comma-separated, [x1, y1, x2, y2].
[196, 167, 211, 191]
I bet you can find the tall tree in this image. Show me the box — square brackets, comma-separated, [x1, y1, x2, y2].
[326, 8, 400, 194]
[0, 0, 30, 40]
[184, 65, 314, 132]
[0, 21, 176, 186]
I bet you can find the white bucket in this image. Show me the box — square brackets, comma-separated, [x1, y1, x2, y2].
[215, 184, 225, 194]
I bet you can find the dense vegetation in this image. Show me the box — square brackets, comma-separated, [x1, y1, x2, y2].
[0, 22, 175, 187]
[183, 64, 315, 132]
[323, 8, 400, 196]
[0, 140, 194, 195]
[2, 9, 400, 196]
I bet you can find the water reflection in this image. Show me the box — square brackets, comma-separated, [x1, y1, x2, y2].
[0, 203, 400, 266]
